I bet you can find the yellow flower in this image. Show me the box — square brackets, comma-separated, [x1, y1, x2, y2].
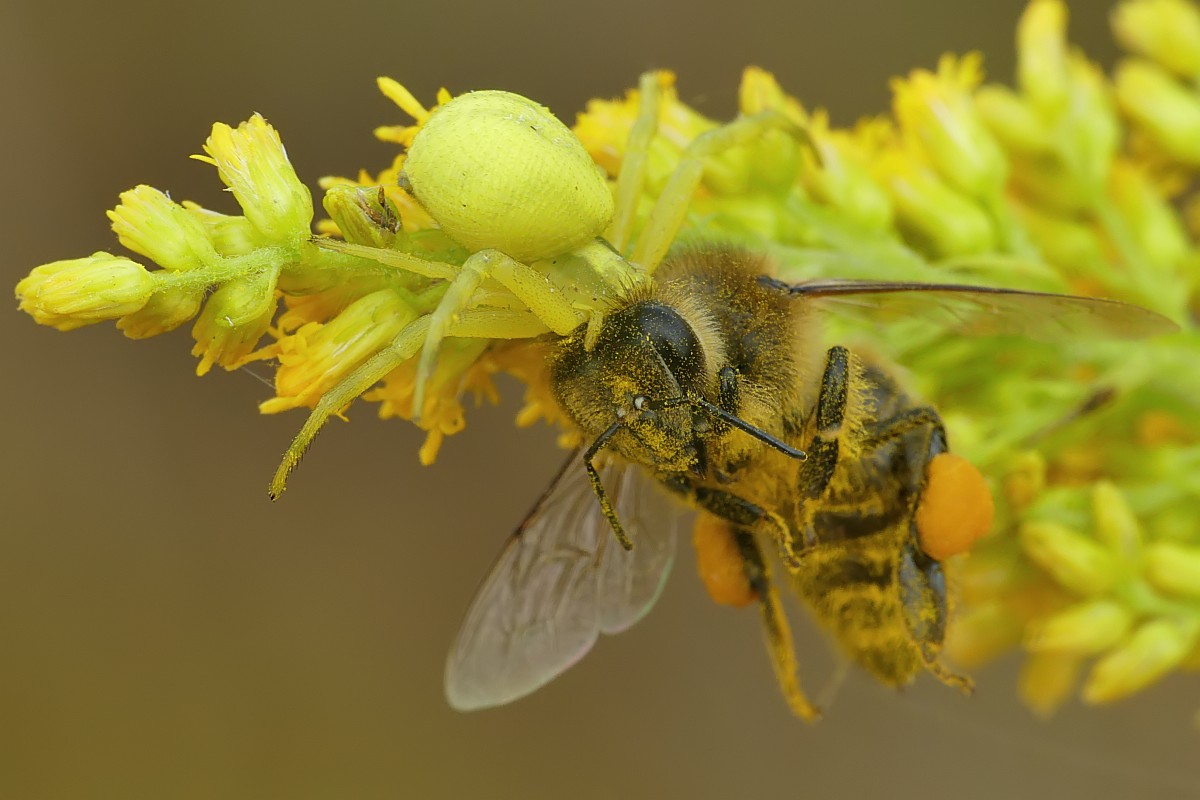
[106, 185, 216, 271]
[367, 337, 492, 465]
[192, 114, 313, 244]
[260, 289, 418, 413]
[16, 253, 156, 331]
[373, 78, 452, 147]
[190, 267, 280, 375]
[1112, 0, 1200, 78]
[891, 53, 1008, 201]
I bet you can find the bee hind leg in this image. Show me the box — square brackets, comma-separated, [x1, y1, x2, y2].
[735, 528, 822, 721]
[897, 537, 974, 694]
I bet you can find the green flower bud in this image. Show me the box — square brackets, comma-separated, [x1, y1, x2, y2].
[892, 54, 1009, 200]
[1112, 0, 1200, 78]
[1025, 599, 1134, 654]
[16, 253, 156, 331]
[1091, 481, 1144, 559]
[1083, 619, 1197, 703]
[1019, 651, 1083, 718]
[1017, 0, 1071, 113]
[1020, 520, 1120, 595]
[322, 185, 402, 249]
[876, 155, 997, 257]
[191, 267, 280, 375]
[1115, 59, 1200, 165]
[976, 85, 1054, 156]
[183, 203, 266, 256]
[1108, 160, 1190, 270]
[1144, 542, 1200, 601]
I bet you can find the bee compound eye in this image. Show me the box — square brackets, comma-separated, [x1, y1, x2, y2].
[915, 453, 995, 560]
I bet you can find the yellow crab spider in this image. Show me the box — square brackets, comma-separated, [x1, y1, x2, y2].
[269, 72, 812, 499]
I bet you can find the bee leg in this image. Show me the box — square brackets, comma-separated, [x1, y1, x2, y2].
[790, 346, 853, 561]
[868, 406, 974, 692]
[631, 110, 812, 273]
[735, 528, 822, 721]
[412, 249, 581, 421]
[897, 537, 974, 694]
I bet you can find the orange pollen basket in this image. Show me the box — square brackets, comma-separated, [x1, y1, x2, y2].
[692, 512, 757, 608]
[915, 453, 995, 560]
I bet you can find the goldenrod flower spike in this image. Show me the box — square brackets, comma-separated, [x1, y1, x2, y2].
[16, 253, 156, 331]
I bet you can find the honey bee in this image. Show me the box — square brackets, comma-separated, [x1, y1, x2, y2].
[444, 246, 1174, 717]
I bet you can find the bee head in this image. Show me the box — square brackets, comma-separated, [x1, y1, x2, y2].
[551, 300, 708, 473]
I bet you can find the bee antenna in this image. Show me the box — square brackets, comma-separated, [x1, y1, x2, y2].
[583, 422, 635, 551]
[659, 396, 807, 461]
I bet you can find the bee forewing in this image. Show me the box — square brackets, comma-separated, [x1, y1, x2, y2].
[786, 279, 1179, 341]
[444, 456, 680, 712]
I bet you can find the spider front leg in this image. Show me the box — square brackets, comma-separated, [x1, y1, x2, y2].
[631, 106, 813, 273]
[268, 304, 562, 499]
[411, 249, 582, 419]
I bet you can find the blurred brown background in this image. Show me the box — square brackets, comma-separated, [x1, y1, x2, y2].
[4, 0, 1198, 798]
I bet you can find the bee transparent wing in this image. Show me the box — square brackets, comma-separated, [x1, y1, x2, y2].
[444, 454, 680, 712]
[769, 278, 1178, 341]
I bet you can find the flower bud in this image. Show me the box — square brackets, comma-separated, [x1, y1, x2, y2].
[1025, 599, 1134, 654]
[1090, 481, 1143, 559]
[1019, 652, 1083, 718]
[1115, 59, 1200, 165]
[1108, 160, 1190, 270]
[1017, 203, 1108, 270]
[401, 90, 614, 262]
[193, 114, 313, 244]
[261, 289, 418, 413]
[1017, 0, 1071, 113]
[322, 185, 402, 249]
[1112, 0, 1200, 78]
[975, 85, 1054, 156]
[106, 185, 216, 270]
[16, 253, 155, 331]
[891, 54, 1008, 200]
[1144, 542, 1200, 601]
[191, 268, 280, 375]
[117, 285, 206, 339]
[182, 203, 264, 255]
[1083, 618, 1197, 703]
[802, 114, 894, 232]
[1019, 520, 1119, 596]
[874, 151, 997, 257]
